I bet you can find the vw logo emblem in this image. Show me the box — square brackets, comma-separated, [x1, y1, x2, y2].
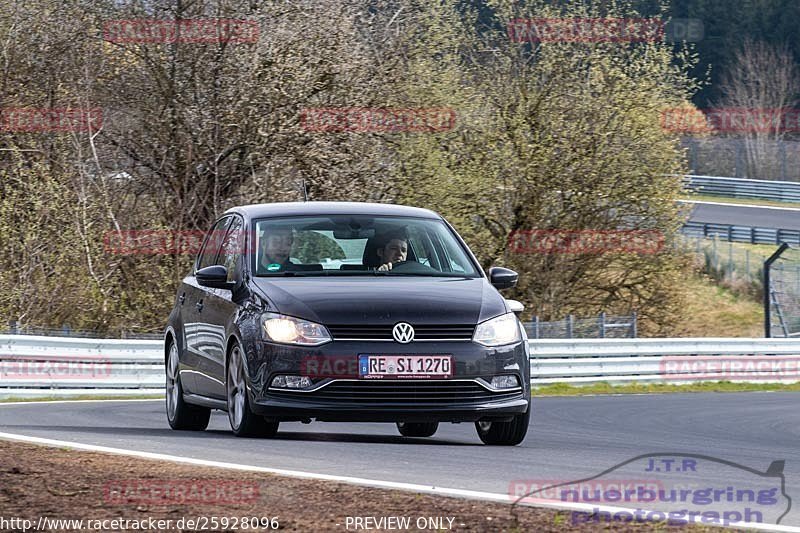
[392, 322, 415, 343]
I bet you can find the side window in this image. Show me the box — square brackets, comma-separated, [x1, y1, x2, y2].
[439, 234, 468, 273]
[219, 217, 244, 282]
[196, 217, 231, 272]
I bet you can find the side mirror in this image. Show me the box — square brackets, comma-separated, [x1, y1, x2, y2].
[488, 266, 518, 290]
[196, 265, 235, 290]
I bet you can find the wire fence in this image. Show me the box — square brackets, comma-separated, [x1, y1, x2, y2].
[682, 137, 800, 182]
[522, 313, 637, 339]
[769, 248, 800, 338]
[680, 234, 767, 291]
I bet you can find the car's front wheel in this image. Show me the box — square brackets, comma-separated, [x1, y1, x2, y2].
[396, 422, 439, 437]
[165, 341, 211, 431]
[475, 405, 530, 446]
[226, 343, 279, 438]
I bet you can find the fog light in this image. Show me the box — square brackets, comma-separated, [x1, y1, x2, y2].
[490, 375, 520, 389]
[270, 375, 313, 389]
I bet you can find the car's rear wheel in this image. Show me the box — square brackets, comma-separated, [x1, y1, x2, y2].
[166, 341, 211, 431]
[475, 405, 530, 446]
[396, 421, 439, 437]
[227, 343, 279, 438]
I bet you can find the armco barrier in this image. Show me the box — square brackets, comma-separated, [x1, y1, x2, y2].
[682, 174, 800, 203]
[0, 335, 163, 398]
[681, 220, 800, 246]
[529, 338, 800, 384]
[3, 335, 800, 398]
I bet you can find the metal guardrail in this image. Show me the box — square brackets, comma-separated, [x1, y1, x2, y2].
[682, 174, 800, 203]
[681, 221, 800, 246]
[0, 335, 164, 398]
[4, 335, 800, 397]
[529, 338, 800, 384]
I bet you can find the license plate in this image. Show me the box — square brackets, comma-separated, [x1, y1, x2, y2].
[358, 355, 453, 379]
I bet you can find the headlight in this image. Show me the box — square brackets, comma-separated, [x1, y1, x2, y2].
[473, 312, 521, 347]
[261, 313, 332, 346]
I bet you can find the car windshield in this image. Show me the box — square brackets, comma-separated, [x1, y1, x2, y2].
[252, 215, 480, 277]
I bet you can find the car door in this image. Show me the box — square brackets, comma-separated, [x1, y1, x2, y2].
[193, 215, 245, 400]
[183, 216, 231, 394]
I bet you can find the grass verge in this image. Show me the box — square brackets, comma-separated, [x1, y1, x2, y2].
[679, 193, 800, 209]
[534, 381, 800, 396]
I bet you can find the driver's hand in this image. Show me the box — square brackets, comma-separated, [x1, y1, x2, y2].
[378, 262, 393, 271]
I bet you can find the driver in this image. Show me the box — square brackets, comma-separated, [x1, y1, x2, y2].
[376, 232, 408, 271]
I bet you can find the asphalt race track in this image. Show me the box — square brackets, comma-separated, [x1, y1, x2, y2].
[683, 201, 800, 231]
[2, 392, 800, 529]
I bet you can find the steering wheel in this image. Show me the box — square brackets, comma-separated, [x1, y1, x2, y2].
[385, 260, 437, 274]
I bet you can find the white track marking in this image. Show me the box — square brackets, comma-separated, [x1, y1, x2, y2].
[0, 430, 796, 531]
[0, 399, 161, 406]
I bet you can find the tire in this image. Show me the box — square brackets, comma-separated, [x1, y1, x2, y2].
[226, 342, 279, 438]
[475, 404, 530, 446]
[165, 341, 211, 431]
[396, 422, 439, 437]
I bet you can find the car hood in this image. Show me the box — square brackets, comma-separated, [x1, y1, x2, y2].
[251, 276, 507, 325]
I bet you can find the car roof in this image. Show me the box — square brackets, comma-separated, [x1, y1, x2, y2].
[224, 201, 442, 220]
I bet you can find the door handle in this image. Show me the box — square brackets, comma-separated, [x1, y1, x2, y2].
[196, 300, 204, 312]
[179, 293, 186, 305]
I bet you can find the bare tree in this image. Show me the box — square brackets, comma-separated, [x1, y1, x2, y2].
[717, 39, 800, 180]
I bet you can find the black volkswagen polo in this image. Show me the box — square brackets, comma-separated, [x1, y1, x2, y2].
[165, 201, 531, 445]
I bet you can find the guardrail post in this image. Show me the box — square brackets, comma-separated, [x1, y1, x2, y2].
[745, 249, 750, 277]
[780, 140, 787, 181]
[599, 312, 606, 338]
[728, 241, 733, 274]
[631, 311, 637, 338]
[734, 139, 744, 178]
[566, 314, 573, 339]
[764, 243, 790, 337]
[533, 315, 539, 339]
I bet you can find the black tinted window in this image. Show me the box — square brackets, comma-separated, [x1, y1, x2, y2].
[196, 217, 231, 271]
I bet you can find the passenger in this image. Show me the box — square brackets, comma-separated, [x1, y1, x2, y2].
[258, 227, 295, 273]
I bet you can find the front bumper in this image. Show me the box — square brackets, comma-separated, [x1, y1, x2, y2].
[250, 377, 529, 422]
[243, 338, 530, 423]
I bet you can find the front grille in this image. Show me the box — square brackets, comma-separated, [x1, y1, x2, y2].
[269, 379, 522, 405]
[327, 324, 475, 341]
